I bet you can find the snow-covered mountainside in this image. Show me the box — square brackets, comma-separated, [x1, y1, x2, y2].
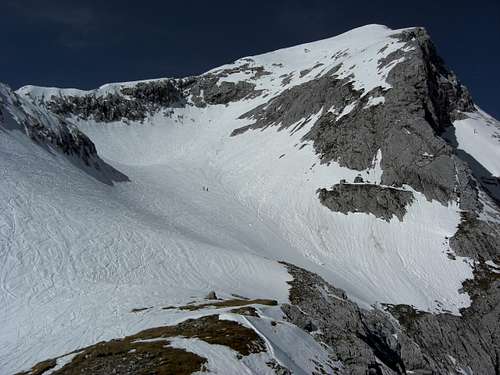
[1, 24, 499, 374]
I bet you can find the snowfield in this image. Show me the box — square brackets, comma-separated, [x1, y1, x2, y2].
[1, 24, 495, 373]
[452, 107, 500, 177]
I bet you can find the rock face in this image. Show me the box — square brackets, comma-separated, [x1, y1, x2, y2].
[231, 66, 358, 136]
[0, 83, 127, 184]
[233, 28, 479, 211]
[46, 79, 186, 122]
[282, 262, 500, 375]
[188, 75, 262, 107]
[318, 184, 414, 221]
[1, 84, 96, 164]
[34, 75, 263, 123]
[450, 211, 500, 260]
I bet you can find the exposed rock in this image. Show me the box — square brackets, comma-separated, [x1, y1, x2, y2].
[206, 290, 217, 300]
[176, 298, 277, 311]
[23, 114, 97, 166]
[299, 63, 324, 78]
[354, 175, 364, 183]
[121, 80, 186, 107]
[304, 27, 477, 206]
[385, 258, 500, 375]
[232, 28, 479, 209]
[281, 261, 500, 375]
[450, 212, 500, 259]
[37, 73, 262, 120]
[47, 79, 185, 122]
[188, 75, 261, 107]
[232, 65, 356, 136]
[318, 184, 414, 221]
[266, 359, 292, 375]
[281, 262, 422, 374]
[1, 84, 128, 184]
[211, 62, 272, 80]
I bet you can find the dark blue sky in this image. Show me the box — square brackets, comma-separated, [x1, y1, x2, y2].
[2, 0, 499, 117]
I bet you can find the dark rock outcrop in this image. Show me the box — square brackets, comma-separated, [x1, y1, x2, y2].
[188, 75, 261, 107]
[450, 212, 500, 260]
[1, 84, 128, 184]
[34, 74, 263, 121]
[47, 79, 186, 122]
[318, 184, 414, 221]
[232, 65, 358, 136]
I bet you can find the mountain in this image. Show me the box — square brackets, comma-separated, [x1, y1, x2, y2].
[1, 24, 499, 374]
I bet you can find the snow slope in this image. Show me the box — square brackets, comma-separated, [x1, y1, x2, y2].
[1, 24, 492, 373]
[452, 107, 500, 177]
[0, 88, 291, 373]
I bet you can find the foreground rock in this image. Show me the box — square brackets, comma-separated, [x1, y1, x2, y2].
[281, 261, 499, 375]
[0, 84, 128, 184]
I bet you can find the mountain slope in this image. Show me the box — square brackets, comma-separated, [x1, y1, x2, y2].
[2, 24, 499, 374]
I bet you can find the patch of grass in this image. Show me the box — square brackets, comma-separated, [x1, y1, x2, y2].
[19, 314, 267, 374]
[50, 340, 205, 375]
[133, 315, 266, 356]
[16, 359, 57, 375]
[176, 298, 277, 311]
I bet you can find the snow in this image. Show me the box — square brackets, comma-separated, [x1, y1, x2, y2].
[208, 24, 414, 97]
[0, 24, 484, 373]
[0, 83, 75, 136]
[485, 260, 500, 273]
[43, 352, 82, 375]
[18, 24, 414, 106]
[364, 96, 385, 108]
[16, 78, 175, 101]
[215, 312, 339, 374]
[337, 101, 357, 119]
[70, 98, 472, 313]
[453, 108, 500, 177]
[0, 96, 292, 373]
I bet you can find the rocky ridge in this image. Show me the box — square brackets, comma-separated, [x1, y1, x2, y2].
[282, 262, 499, 375]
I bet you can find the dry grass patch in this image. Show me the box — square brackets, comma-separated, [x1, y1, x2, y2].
[133, 315, 266, 356]
[175, 298, 277, 311]
[17, 359, 57, 375]
[17, 314, 266, 375]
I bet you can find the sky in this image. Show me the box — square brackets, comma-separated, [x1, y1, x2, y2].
[2, 0, 499, 118]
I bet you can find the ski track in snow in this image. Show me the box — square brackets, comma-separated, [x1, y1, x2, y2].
[0, 24, 485, 373]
